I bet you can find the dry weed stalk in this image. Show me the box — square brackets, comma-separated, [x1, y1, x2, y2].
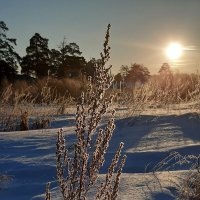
[20, 111, 29, 131]
[48, 24, 126, 200]
[45, 182, 52, 200]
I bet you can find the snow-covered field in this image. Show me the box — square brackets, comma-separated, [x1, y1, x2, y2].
[0, 104, 200, 200]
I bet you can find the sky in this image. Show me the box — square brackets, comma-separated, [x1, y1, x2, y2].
[1, 0, 200, 74]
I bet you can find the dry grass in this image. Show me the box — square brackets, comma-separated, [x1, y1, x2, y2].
[112, 72, 200, 118]
[0, 79, 75, 131]
[151, 152, 200, 200]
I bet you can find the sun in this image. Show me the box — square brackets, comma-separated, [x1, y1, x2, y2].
[165, 42, 183, 60]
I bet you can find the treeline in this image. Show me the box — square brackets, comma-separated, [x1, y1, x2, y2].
[113, 63, 171, 89]
[114, 62, 199, 89]
[0, 21, 97, 85]
[114, 63, 150, 89]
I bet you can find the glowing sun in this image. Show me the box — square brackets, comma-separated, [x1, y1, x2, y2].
[165, 42, 183, 60]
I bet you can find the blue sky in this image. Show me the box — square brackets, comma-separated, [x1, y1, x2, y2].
[1, 0, 200, 74]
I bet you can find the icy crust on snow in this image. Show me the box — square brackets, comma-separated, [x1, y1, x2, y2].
[0, 109, 200, 199]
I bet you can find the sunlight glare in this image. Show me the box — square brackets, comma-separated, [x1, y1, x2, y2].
[165, 42, 183, 60]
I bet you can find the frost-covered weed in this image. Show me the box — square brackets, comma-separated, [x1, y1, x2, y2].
[46, 24, 126, 200]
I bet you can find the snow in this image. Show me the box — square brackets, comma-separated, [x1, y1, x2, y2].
[0, 104, 200, 199]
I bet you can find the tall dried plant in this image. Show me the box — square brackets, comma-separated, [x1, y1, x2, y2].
[47, 24, 126, 200]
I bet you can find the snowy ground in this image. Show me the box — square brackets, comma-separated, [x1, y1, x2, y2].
[0, 104, 200, 199]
